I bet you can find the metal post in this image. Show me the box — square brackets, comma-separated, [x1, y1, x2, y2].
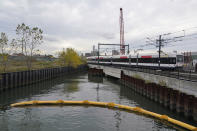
[189, 70, 191, 80]
[98, 43, 100, 64]
[137, 53, 139, 67]
[158, 35, 162, 68]
[127, 44, 129, 54]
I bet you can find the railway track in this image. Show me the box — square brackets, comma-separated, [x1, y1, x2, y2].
[88, 63, 197, 82]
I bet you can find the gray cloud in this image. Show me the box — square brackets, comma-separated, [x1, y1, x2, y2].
[0, 0, 197, 54]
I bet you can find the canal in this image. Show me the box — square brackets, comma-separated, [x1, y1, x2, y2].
[0, 72, 195, 131]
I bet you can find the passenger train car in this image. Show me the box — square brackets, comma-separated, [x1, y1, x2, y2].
[87, 53, 184, 70]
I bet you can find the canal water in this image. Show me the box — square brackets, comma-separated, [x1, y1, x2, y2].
[0, 72, 195, 131]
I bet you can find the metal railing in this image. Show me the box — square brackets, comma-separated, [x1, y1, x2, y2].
[88, 63, 197, 82]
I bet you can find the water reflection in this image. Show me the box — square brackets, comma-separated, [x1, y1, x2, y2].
[119, 83, 197, 127]
[0, 73, 193, 131]
[0, 73, 86, 107]
[0, 77, 56, 107]
[63, 80, 79, 98]
[88, 75, 103, 102]
[0, 111, 9, 131]
[20, 108, 42, 131]
[88, 76, 194, 130]
[88, 75, 123, 131]
[88, 74, 103, 83]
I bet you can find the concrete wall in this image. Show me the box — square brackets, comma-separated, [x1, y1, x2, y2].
[123, 69, 197, 97]
[88, 64, 121, 78]
[88, 64, 197, 97]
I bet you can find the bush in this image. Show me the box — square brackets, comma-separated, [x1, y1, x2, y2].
[57, 48, 85, 68]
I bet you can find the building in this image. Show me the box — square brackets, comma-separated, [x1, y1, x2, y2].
[112, 50, 119, 55]
[85, 53, 91, 57]
[90, 45, 98, 56]
[33, 54, 56, 61]
[183, 51, 197, 71]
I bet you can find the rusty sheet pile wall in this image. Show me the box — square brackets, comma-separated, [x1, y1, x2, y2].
[0, 65, 87, 92]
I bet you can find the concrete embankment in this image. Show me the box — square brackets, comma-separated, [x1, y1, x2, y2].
[88, 66, 197, 122]
[0, 65, 87, 92]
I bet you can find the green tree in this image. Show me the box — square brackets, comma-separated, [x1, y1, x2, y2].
[58, 48, 83, 68]
[16, 23, 43, 70]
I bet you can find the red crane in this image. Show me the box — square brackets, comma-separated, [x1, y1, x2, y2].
[120, 8, 125, 55]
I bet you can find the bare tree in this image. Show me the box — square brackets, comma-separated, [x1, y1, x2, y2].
[26, 27, 43, 69]
[16, 23, 43, 70]
[0, 33, 8, 54]
[16, 23, 30, 54]
[0, 32, 18, 72]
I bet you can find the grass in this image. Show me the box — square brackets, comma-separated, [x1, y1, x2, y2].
[133, 74, 143, 80]
[145, 80, 152, 84]
[158, 80, 167, 87]
[0, 60, 61, 73]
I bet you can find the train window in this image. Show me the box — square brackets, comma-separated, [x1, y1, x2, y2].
[113, 58, 119, 62]
[168, 58, 176, 64]
[130, 58, 137, 63]
[140, 58, 144, 63]
[102, 59, 110, 62]
[167, 58, 170, 64]
[112, 58, 128, 62]
[138, 58, 142, 63]
[160, 58, 169, 64]
[140, 58, 147, 63]
[108, 59, 111, 62]
[121, 58, 129, 62]
[173, 58, 176, 64]
[152, 58, 158, 63]
[171, 58, 173, 64]
[168, 58, 171, 64]
[160, 58, 165, 64]
[177, 55, 183, 62]
[146, 58, 152, 63]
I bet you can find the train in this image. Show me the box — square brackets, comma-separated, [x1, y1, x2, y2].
[87, 53, 184, 70]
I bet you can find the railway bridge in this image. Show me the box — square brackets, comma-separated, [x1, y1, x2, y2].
[88, 63, 197, 96]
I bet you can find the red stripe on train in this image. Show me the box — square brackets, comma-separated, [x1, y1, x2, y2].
[141, 56, 152, 58]
[120, 56, 128, 59]
[96, 57, 103, 59]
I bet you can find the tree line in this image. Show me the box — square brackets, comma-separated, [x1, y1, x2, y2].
[0, 23, 85, 73]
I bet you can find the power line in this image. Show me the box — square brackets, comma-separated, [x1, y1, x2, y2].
[147, 26, 197, 38]
[132, 29, 197, 49]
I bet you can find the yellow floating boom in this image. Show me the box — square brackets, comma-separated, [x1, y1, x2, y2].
[11, 100, 197, 131]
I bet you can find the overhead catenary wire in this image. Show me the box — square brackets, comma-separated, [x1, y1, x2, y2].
[131, 27, 197, 52]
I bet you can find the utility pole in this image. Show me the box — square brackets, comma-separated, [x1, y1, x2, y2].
[127, 44, 130, 54]
[120, 8, 125, 55]
[146, 31, 185, 69]
[98, 43, 100, 64]
[158, 35, 162, 68]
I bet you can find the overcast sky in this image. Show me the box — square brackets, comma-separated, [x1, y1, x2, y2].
[0, 0, 197, 55]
